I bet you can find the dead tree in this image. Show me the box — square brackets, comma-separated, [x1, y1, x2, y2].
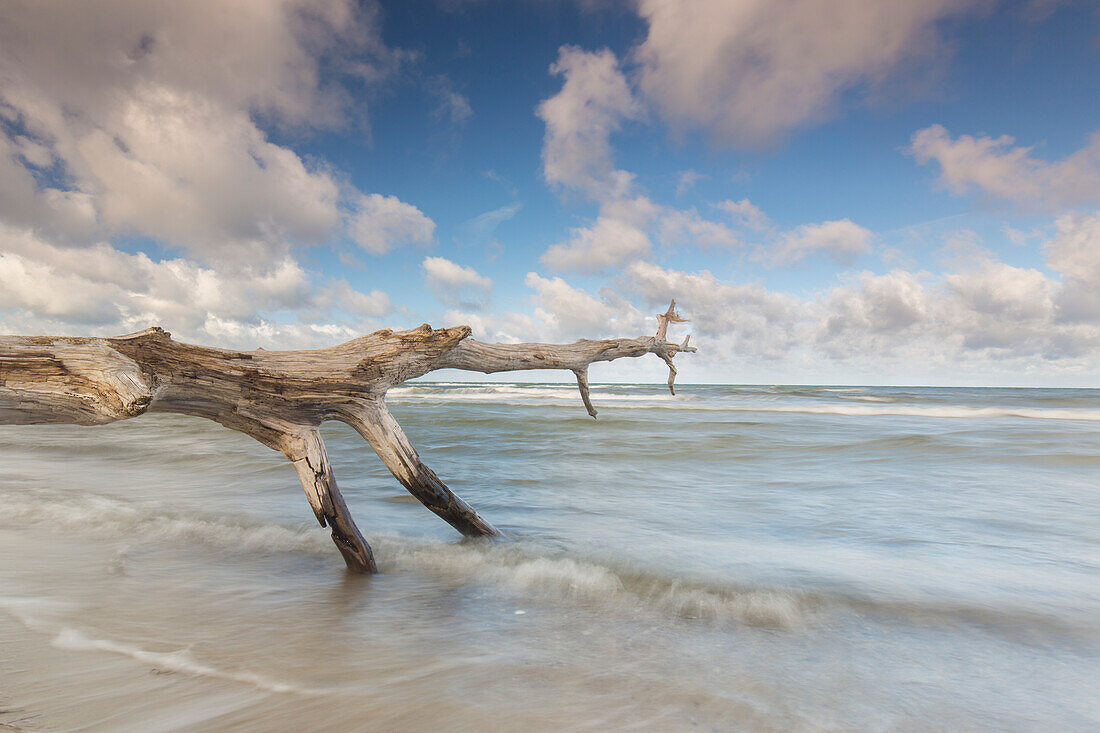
[0, 301, 695, 572]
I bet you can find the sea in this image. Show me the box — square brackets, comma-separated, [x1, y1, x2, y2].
[1, 383, 1098, 731]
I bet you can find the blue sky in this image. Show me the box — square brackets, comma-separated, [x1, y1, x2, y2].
[1, 0, 1099, 385]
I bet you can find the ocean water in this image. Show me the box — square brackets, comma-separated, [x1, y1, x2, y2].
[1, 383, 1098, 731]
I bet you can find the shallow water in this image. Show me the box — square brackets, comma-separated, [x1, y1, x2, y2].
[1, 383, 1098, 731]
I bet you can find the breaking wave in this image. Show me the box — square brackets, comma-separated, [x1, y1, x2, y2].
[388, 385, 1100, 421]
[3, 486, 1091, 639]
[0, 486, 811, 630]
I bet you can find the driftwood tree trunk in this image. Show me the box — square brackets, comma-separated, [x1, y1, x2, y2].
[0, 302, 694, 572]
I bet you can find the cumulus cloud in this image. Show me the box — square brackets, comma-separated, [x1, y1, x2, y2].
[449, 221, 1100, 379]
[436, 276, 617, 345]
[658, 208, 741, 250]
[771, 219, 874, 265]
[632, 0, 981, 147]
[817, 261, 1057, 359]
[541, 216, 653, 273]
[623, 261, 805, 360]
[0, 0, 399, 130]
[422, 256, 492, 309]
[815, 270, 928, 356]
[524, 272, 644, 341]
[534, 50, 750, 271]
[615, 227, 1100, 375]
[348, 194, 436, 255]
[909, 125, 1100, 211]
[0, 222, 384, 348]
[945, 259, 1054, 350]
[536, 46, 641, 200]
[325, 281, 393, 318]
[535, 45, 879, 275]
[0, 0, 421, 263]
[12, 87, 342, 260]
[1045, 212, 1100, 324]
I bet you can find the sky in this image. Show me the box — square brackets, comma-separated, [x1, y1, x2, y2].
[1, 0, 1099, 386]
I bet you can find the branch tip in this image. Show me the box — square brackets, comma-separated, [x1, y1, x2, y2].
[434, 297, 698, 414]
[655, 299, 688, 340]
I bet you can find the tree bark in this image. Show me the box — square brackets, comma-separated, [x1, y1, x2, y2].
[0, 302, 695, 572]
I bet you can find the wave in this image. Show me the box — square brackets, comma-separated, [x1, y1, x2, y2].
[389, 385, 690, 404]
[373, 538, 813, 629]
[2, 487, 1094, 640]
[727, 404, 1100, 421]
[0, 487, 811, 630]
[0, 489, 332, 557]
[389, 387, 1100, 421]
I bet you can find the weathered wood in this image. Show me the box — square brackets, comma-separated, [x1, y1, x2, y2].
[0, 302, 695, 572]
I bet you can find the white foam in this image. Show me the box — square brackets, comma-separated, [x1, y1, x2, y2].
[1, 593, 323, 697]
[0, 490, 332, 557]
[729, 403, 1100, 421]
[1, 490, 808, 628]
[0, 595, 79, 633]
[389, 385, 683, 403]
[375, 538, 811, 628]
[51, 628, 324, 695]
[389, 387, 1100, 421]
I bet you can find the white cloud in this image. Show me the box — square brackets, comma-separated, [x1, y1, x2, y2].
[536, 46, 640, 200]
[68, 86, 340, 259]
[422, 256, 492, 309]
[617, 231, 1100, 376]
[622, 261, 805, 360]
[327, 281, 393, 317]
[348, 193, 436, 255]
[0, 0, 412, 263]
[0, 222, 389, 349]
[1045, 213, 1100, 283]
[633, 0, 981, 146]
[533, 46, 871, 275]
[456, 202, 521, 248]
[0, 0, 398, 131]
[658, 208, 741, 250]
[944, 260, 1054, 350]
[812, 260, 1060, 360]
[1045, 212, 1100, 323]
[535, 47, 776, 274]
[524, 272, 644, 341]
[676, 170, 705, 197]
[541, 216, 653, 274]
[815, 270, 929, 356]
[909, 124, 1100, 211]
[438, 274, 647, 347]
[771, 219, 874, 265]
[714, 199, 771, 231]
[441, 308, 537, 344]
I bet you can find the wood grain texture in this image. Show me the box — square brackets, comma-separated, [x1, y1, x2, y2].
[0, 302, 695, 572]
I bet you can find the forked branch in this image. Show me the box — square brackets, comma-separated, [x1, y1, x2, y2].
[0, 301, 694, 571]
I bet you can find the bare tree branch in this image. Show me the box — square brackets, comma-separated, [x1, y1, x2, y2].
[0, 301, 694, 572]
